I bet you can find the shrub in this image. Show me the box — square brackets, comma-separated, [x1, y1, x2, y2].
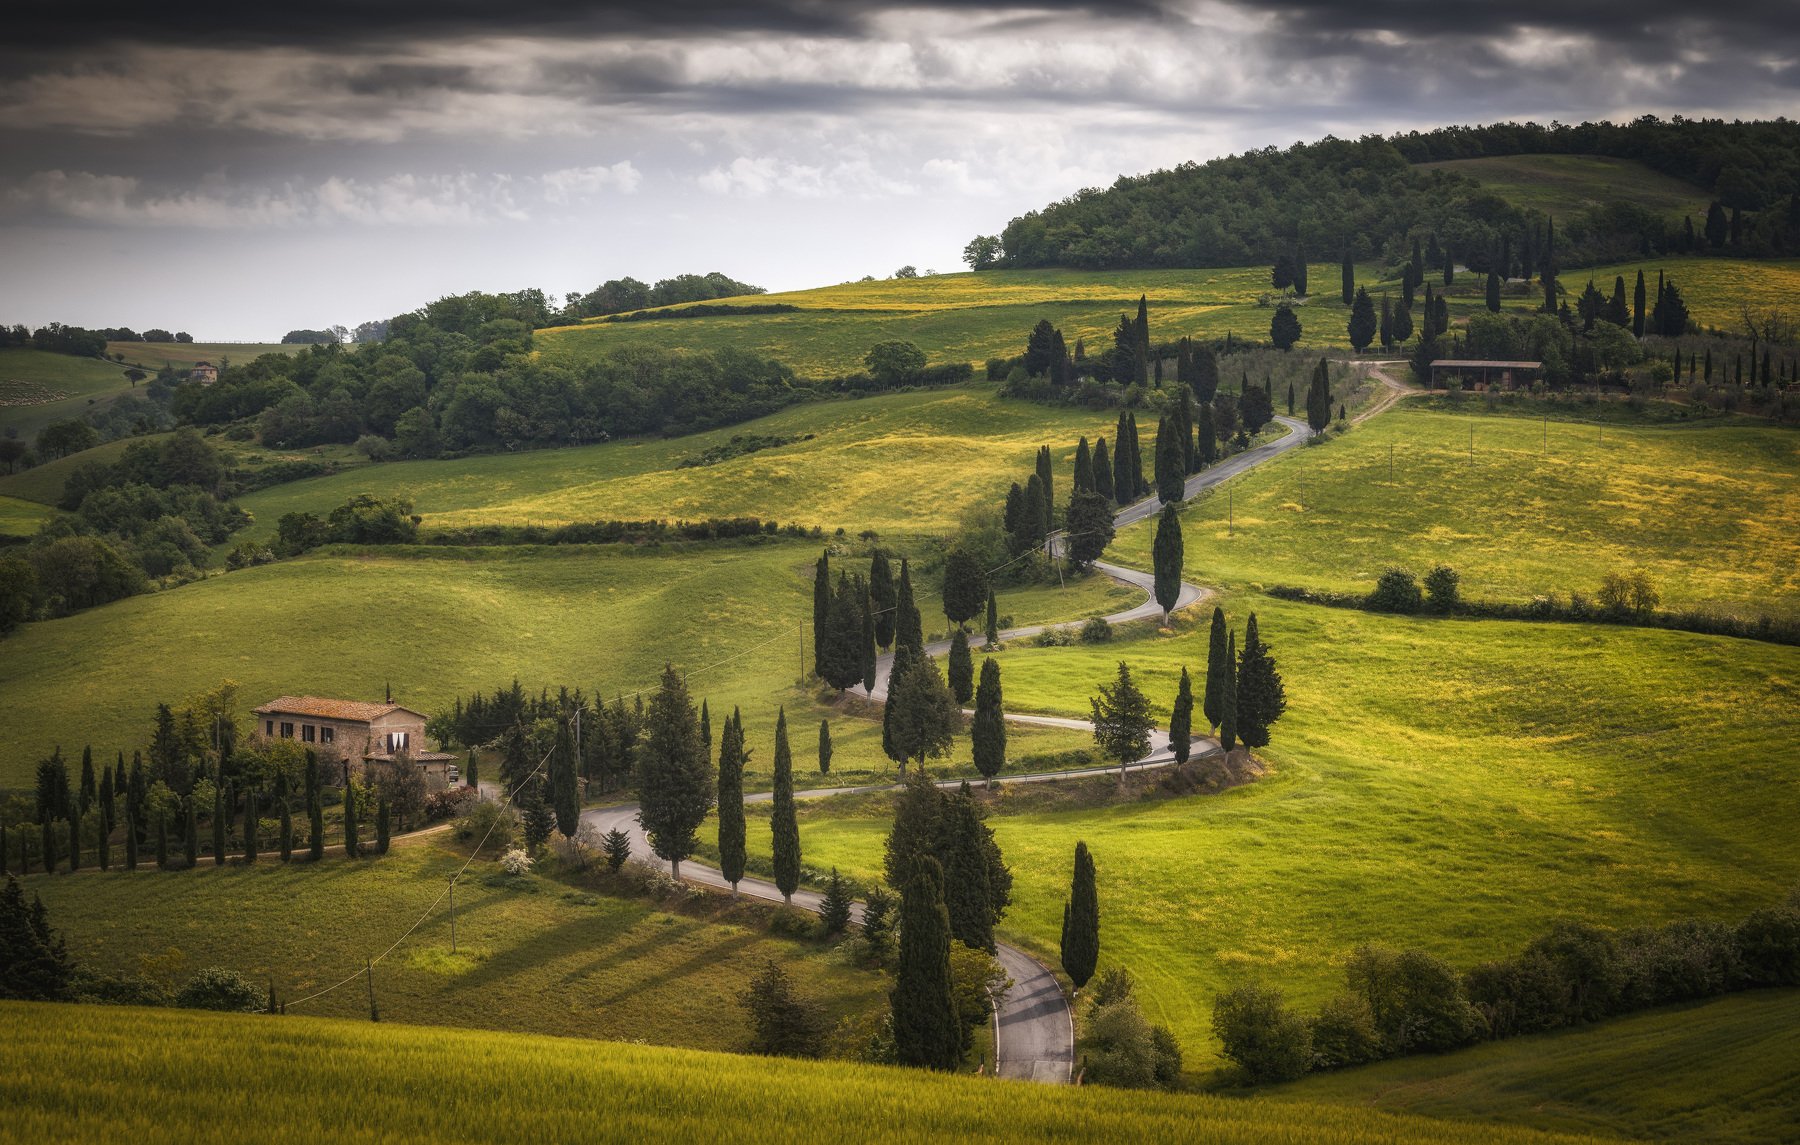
[1033, 625, 1075, 647]
[1307, 993, 1381, 1070]
[1423, 564, 1459, 612]
[1211, 982, 1313, 1083]
[1735, 906, 1800, 986]
[948, 943, 1009, 1054]
[1345, 945, 1481, 1054]
[1079, 616, 1114, 643]
[175, 967, 262, 1012]
[1616, 919, 1740, 1007]
[1082, 969, 1183, 1089]
[455, 800, 516, 853]
[767, 906, 818, 940]
[738, 960, 827, 1058]
[498, 846, 533, 875]
[1521, 920, 1624, 1024]
[601, 828, 632, 872]
[1366, 568, 1422, 613]
[423, 786, 477, 822]
[1598, 568, 1659, 615]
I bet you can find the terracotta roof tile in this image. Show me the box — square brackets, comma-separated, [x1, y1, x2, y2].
[253, 695, 421, 722]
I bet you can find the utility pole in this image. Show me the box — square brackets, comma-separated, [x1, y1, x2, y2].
[448, 875, 457, 953]
[1388, 440, 1394, 479]
[366, 958, 379, 1022]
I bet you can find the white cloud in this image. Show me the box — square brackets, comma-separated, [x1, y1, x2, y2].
[540, 161, 642, 202]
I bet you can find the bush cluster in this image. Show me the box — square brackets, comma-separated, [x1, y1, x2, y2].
[421, 517, 822, 548]
[1213, 892, 1800, 1084]
[1081, 969, 1184, 1089]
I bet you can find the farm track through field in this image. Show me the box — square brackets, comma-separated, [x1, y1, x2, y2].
[587, 399, 1379, 1084]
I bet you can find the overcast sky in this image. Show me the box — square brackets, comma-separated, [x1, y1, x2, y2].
[4, 1, 1796, 340]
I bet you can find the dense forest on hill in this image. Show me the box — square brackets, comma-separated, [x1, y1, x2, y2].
[979, 118, 1800, 273]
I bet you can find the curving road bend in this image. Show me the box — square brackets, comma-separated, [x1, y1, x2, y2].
[585, 413, 1315, 1084]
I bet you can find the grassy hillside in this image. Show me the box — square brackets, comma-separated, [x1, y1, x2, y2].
[1576, 256, 1800, 332]
[0, 347, 136, 437]
[0, 540, 1121, 789]
[1272, 990, 1800, 1143]
[729, 595, 1800, 1068]
[0, 1001, 1614, 1145]
[225, 386, 1127, 545]
[1108, 404, 1800, 618]
[1418, 155, 1712, 222]
[23, 841, 884, 1048]
[0, 494, 52, 539]
[0, 433, 151, 505]
[107, 341, 298, 371]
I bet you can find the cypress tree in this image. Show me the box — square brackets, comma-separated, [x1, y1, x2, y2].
[1154, 415, 1184, 504]
[1203, 606, 1228, 731]
[984, 590, 998, 648]
[123, 783, 139, 871]
[1341, 248, 1355, 305]
[811, 552, 830, 675]
[1134, 295, 1150, 384]
[1347, 285, 1377, 351]
[1219, 631, 1239, 754]
[947, 629, 974, 705]
[375, 796, 390, 855]
[1703, 347, 1712, 382]
[1287, 381, 1295, 416]
[1485, 271, 1501, 313]
[1170, 667, 1195, 765]
[971, 657, 1005, 783]
[96, 771, 112, 871]
[940, 548, 988, 629]
[1126, 412, 1146, 498]
[1092, 437, 1114, 501]
[1633, 269, 1647, 337]
[1152, 503, 1183, 623]
[1035, 444, 1054, 526]
[717, 709, 746, 895]
[243, 788, 258, 863]
[818, 718, 833, 776]
[67, 810, 80, 872]
[551, 712, 579, 838]
[465, 748, 478, 790]
[343, 779, 360, 859]
[1019, 475, 1047, 552]
[637, 665, 714, 880]
[183, 798, 198, 868]
[941, 785, 1002, 953]
[1236, 613, 1288, 749]
[78, 746, 95, 818]
[820, 867, 854, 935]
[895, 558, 923, 658]
[1379, 292, 1393, 349]
[1072, 436, 1094, 493]
[700, 701, 711, 770]
[276, 774, 293, 862]
[1192, 341, 1220, 402]
[1196, 403, 1217, 466]
[860, 582, 877, 694]
[1060, 841, 1099, 990]
[1410, 235, 1424, 284]
[1705, 200, 1728, 247]
[891, 855, 960, 1070]
[212, 784, 227, 865]
[870, 550, 897, 650]
[770, 708, 800, 904]
[155, 813, 169, 870]
[1442, 244, 1454, 286]
[306, 752, 324, 861]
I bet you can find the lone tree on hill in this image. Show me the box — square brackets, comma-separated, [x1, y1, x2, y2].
[1092, 661, 1154, 789]
[817, 718, 833, 776]
[1169, 667, 1195, 765]
[947, 629, 974, 705]
[770, 708, 801, 904]
[870, 551, 897, 650]
[971, 657, 1006, 784]
[1060, 841, 1099, 990]
[1347, 286, 1377, 352]
[1064, 489, 1115, 570]
[716, 708, 747, 896]
[1203, 606, 1228, 733]
[1271, 303, 1302, 351]
[636, 665, 715, 880]
[940, 546, 988, 629]
[1152, 503, 1183, 624]
[1236, 613, 1287, 750]
[891, 855, 961, 1070]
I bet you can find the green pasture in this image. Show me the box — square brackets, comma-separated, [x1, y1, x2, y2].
[0, 540, 1128, 790]
[0, 348, 138, 437]
[0, 494, 53, 539]
[731, 595, 1800, 1068]
[107, 341, 298, 372]
[0, 1002, 1613, 1145]
[21, 840, 883, 1049]
[1108, 404, 1800, 617]
[1576, 257, 1800, 334]
[1273, 989, 1800, 1143]
[1419, 154, 1712, 223]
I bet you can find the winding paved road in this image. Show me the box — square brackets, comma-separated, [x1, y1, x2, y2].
[586, 410, 1326, 1083]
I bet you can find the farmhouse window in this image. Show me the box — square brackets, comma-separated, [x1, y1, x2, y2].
[302, 725, 316, 743]
[386, 731, 409, 753]
[265, 720, 274, 735]
[280, 722, 294, 738]
[320, 727, 335, 744]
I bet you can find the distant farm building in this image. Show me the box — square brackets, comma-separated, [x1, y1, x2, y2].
[252, 695, 457, 786]
[189, 361, 219, 385]
[1429, 359, 1543, 390]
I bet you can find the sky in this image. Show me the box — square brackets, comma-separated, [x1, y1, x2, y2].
[3, 1, 1797, 340]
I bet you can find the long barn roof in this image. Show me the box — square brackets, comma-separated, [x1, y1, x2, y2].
[253, 696, 423, 722]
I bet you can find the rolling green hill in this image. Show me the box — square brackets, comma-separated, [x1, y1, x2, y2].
[1418, 155, 1712, 223]
[1271, 990, 1800, 1143]
[0, 347, 137, 437]
[0, 1001, 1614, 1145]
[727, 594, 1800, 1069]
[106, 341, 298, 372]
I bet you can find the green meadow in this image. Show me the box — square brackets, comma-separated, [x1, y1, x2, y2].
[106, 341, 297, 372]
[22, 841, 884, 1049]
[731, 595, 1800, 1068]
[0, 1002, 1614, 1145]
[1419, 154, 1713, 223]
[1108, 403, 1800, 617]
[0, 493, 53, 539]
[1272, 989, 1800, 1143]
[0, 539, 1124, 789]
[0, 347, 138, 437]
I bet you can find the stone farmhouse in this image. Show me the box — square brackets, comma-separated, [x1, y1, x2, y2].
[252, 695, 458, 787]
[189, 361, 219, 385]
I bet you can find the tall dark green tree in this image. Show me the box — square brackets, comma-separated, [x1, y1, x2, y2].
[343, 779, 359, 859]
[243, 788, 259, 862]
[941, 546, 988, 628]
[769, 708, 800, 904]
[1340, 248, 1355, 305]
[183, 798, 198, 868]
[305, 751, 324, 861]
[1134, 295, 1150, 384]
[1060, 841, 1099, 990]
[1203, 606, 1228, 732]
[1072, 436, 1094, 493]
[1379, 292, 1393, 350]
[1169, 667, 1195, 765]
[1192, 341, 1220, 403]
[717, 709, 747, 896]
[1091, 661, 1153, 789]
[1152, 503, 1183, 623]
[971, 658, 1005, 783]
[1270, 303, 1302, 350]
[1237, 613, 1287, 750]
[818, 718, 833, 776]
[819, 868, 854, 936]
[1347, 286, 1377, 352]
[895, 558, 923, 657]
[123, 777, 139, 871]
[66, 810, 79, 873]
[1092, 437, 1115, 501]
[811, 551, 830, 675]
[1064, 489, 1115, 571]
[891, 855, 960, 1070]
[276, 773, 292, 862]
[96, 769, 113, 871]
[375, 796, 390, 855]
[1704, 200, 1728, 248]
[947, 629, 974, 706]
[860, 584, 877, 694]
[1153, 415, 1184, 504]
[887, 648, 960, 778]
[637, 665, 714, 880]
[551, 711, 579, 838]
[1018, 474, 1048, 552]
[1485, 271, 1502, 313]
[1633, 269, 1647, 337]
[942, 786, 1001, 953]
[1196, 403, 1217, 466]
[78, 747, 95, 818]
[1219, 631, 1239, 754]
[870, 550, 897, 650]
[984, 590, 999, 648]
[819, 572, 869, 693]
[212, 783, 227, 866]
